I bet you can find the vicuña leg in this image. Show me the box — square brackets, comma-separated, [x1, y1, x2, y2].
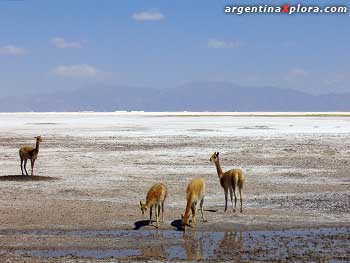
[31, 159, 35, 176]
[224, 187, 228, 212]
[24, 160, 29, 176]
[20, 158, 24, 176]
[233, 185, 237, 212]
[149, 205, 153, 225]
[229, 187, 235, 212]
[157, 204, 161, 226]
[191, 203, 197, 226]
[200, 198, 206, 222]
[239, 187, 243, 213]
[155, 204, 159, 228]
[161, 202, 164, 222]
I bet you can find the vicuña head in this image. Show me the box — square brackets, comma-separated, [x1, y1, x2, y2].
[210, 151, 219, 163]
[35, 136, 43, 142]
[181, 213, 190, 227]
[139, 183, 167, 228]
[210, 151, 245, 213]
[139, 201, 147, 215]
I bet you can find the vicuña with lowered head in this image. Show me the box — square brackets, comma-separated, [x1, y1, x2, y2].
[210, 152, 244, 213]
[19, 136, 43, 176]
[140, 183, 167, 228]
[181, 177, 207, 228]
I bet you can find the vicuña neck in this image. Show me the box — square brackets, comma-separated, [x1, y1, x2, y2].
[35, 140, 40, 152]
[214, 159, 224, 178]
[184, 193, 193, 219]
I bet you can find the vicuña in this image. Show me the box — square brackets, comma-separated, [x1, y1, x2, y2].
[181, 177, 207, 227]
[140, 183, 167, 228]
[210, 152, 244, 212]
[19, 136, 43, 176]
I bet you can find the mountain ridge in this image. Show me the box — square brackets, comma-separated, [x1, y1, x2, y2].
[0, 82, 348, 112]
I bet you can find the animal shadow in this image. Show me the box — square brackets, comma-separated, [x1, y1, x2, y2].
[205, 209, 218, 213]
[0, 175, 58, 182]
[171, 219, 185, 231]
[133, 220, 152, 230]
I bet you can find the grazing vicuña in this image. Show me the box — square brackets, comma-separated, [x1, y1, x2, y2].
[181, 177, 206, 227]
[140, 183, 167, 228]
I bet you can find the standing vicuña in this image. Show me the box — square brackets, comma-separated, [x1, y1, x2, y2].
[210, 152, 244, 213]
[140, 183, 167, 228]
[19, 136, 43, 176]
[181, 177, 207, 227]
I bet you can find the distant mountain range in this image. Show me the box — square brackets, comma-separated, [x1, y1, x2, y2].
[0, 82, 349, 112]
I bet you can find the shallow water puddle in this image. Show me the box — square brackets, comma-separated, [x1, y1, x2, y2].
[2, 227, 350, 261]
[20, 248, 141, 259]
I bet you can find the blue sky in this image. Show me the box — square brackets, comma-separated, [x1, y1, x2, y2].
[0, 0, 348, 97]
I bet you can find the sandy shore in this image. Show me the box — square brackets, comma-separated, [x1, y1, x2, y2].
[0, 113, 349, 262]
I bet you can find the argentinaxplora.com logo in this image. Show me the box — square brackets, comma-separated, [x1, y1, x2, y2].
[225, 4, 348, 15]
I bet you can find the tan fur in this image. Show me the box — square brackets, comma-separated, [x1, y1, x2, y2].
[181, 177, 206, 227]
[210, 152, 245, 212]
[19, 136, 43, 176]
[140, 183, 167, 228]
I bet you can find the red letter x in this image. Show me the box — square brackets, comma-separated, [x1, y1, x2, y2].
[282, 4, 289, 13]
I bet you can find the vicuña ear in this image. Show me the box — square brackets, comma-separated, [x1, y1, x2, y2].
[217, 152, 219, 156]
